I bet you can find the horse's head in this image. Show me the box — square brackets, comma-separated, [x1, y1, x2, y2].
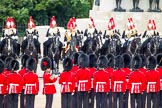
[27, 34, 34, 46]
[128, 37, 142, 55]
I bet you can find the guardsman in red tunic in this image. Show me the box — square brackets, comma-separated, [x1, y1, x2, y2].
[41, 57, 57, 108]
[76, 53, 91, 108]
[94, 56, 110, 108]
[156, 53, 162, 108]
[111, 55, 126, 108]
[2, 57, 13, 108]
[121, 53, 131, 108]
[105, 53, 114, 108]
[59, 57, 75, 108]
[6, 59, 22, 108]
[139, 54, 147, 108]
[18, 54, 30, 108]
[3, 57, 14, 77]
[88, 53, 97, 108]
[128, 55, 146, 108]
[0, 60, 6, 108]
[146, 56, 160, 108]
[71, 52, 81, 108]
[23, 58, 39, 108]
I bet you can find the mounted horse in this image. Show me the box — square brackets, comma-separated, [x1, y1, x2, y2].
[80, 33, 100, 56]
[24, 34, 38, 59]
[100, 33, 122, 56]
[122, 36, 142, 56]
[47, 34, 63, 70]
[63, 33, 82, 58]
[141, 35, 161, 57]
[1, 36, 18, 59]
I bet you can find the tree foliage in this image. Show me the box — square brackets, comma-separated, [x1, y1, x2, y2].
[0, 0, 93, 27]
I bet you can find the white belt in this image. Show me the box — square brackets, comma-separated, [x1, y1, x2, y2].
[44, 83, 55, 86]
[0, 84, 4, 86]
[160, 79, 162, 90]
[114, 81, 123, 92]
[131, 83, 142, 93]
[78, 80, 88, 91]
[9, 83, 19, 94]
[96, 82, 106, 92]
[25, 83, 36, 94]
[61, 82, 72, 92]
[62, 82, 72, 85]
[147, 82, 156, 92]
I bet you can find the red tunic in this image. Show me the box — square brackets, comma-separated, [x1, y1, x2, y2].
[2, 70, 11, 78]
[89, 67, 97, 89]
[121, 68, 131, 90]
[146, 70, 160, 93]
[139, 68, 147, 90]
[156, 68, 162, 90]
[111, 69, 126, 92]
[23, 72, 39, 94]
[6, 72, 23, 94]
[105, 68, 113, 90]
[59, 71, 75, 93]
[71, 65, 79, 74]
[18, 68, 27, 90]
[0, 73, 6, 94]
[76, 68, 91, 91]
[18, 68, 27, 77]
[128, 70, 146, 94]
[2, 70, 11, 93]
[93, 70, 110, 92]
[71, 65, 79, 88]
[43, 72, 57, 94]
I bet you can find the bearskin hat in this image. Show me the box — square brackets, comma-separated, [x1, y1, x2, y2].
[0, 60, 5, 73]
[147, 56, 157, 70]
[72, 52, 80, 65]
[122, 53, 131, 68]
[131, 55, 142, 69]
[139, 54, 146, 68]
[5, 57, 14, 70]
[156, 53, 162, 67]
[9, 59, 19, 71]
[41, 57, 52, 71]
[78, 53, 89, 68]
[89, 53, 97, 68]
[26, 58, 37, 71]
[63, 57, 73, 71]
[21, 54, 30, 68]
[115, 55, 124, 69]
[106, 53, 115, 68]
[97, 56, 108, 68]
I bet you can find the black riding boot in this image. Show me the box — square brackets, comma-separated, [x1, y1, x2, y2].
[17, 44, 20, 57]
[43, 46, 47, 57]
[36, 47, 41, 58]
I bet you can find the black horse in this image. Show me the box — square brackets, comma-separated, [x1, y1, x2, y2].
[100, 35, 121, 56]
[63, 34, 82, 58]
[1, 36, 18, 59]
[141, 36, 161, 57]
[81, 34, 100, 56]
[24, 34, 38, 59]
[47, 35, 63, 70]
[122, 37, 142, 56]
